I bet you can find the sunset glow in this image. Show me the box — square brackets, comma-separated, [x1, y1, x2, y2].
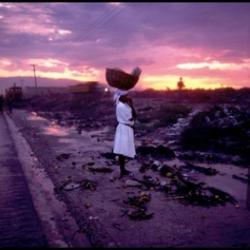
[0, 2, 249, 90]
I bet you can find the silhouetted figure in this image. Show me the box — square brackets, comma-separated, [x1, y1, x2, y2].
[0, 95, 4, 114]
[177, 77, 185, 90]
[5, 94, 13, 114]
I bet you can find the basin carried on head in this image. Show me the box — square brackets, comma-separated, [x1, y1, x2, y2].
[105, 68, 140, 90]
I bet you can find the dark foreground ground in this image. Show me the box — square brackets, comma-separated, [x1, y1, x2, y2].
[0, 115, 48, 247]
[3, 88, 250, 247]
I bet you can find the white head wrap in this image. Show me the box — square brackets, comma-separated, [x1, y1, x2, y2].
[113, 89, 129, 105]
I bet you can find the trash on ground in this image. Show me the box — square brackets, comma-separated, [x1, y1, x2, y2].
[127, 208, 154, 220]
[139, 162, 151, 173]
[124, 192, 151, 208]
[131, 175, 160, 190]
[84, 202, 92, 209]
[232, 174, 250, 183]
[101, 152, 115, 160]
[181, 162, 218, 176]
[55, 179, 97, 192]
[125, 179, 142, 188]
[56, 153, 71, 161]
[167, 172, 237, 207]
[137, 145, 175, 159]
[88, 165, 113, 173]
[151, 160, 161, 171]
[112, 223, 124, 231]
[159, 164, 179, 177]
[79, 179, 97, 191]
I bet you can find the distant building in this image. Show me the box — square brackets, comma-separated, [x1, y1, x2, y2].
[23, 86, 68, 97]
[69, 81, 110, 98]
[5, 83, 23, 101]
[69, 81, 99, 94]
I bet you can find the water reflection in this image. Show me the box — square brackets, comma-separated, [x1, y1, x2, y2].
[27, 112, 46, 121]
[43, 125, 69, 137]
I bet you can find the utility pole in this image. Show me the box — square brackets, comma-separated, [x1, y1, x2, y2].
[32, 64, 38, 89]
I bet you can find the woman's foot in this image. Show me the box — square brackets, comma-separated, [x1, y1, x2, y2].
[120, 169, 133, 178]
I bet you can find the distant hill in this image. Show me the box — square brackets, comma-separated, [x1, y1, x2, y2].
[0, 77, 84, 93]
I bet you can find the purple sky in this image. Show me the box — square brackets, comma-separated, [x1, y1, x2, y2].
[0, 2, 249, 89]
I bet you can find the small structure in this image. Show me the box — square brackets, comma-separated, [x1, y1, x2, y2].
[5, 83, 23, 101]
[177, 77, 185, 90]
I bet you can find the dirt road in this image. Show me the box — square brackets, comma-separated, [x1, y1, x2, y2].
[6, 109, 250, 248]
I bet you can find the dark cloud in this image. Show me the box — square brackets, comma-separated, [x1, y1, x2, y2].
[0, 2, 249, 86]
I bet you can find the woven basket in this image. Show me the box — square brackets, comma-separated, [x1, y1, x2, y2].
[106, 68, 139, 90]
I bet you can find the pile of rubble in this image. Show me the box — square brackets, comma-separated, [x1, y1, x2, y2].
[131, 161, 237, 208]
[181, 104, 250, 164]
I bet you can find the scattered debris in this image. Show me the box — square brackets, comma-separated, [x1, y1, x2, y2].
[232, 174, 250, 184]
[56, 153, 71, 161]
[123, 179, 154, 220]
[137, 145, 175, 159]
[89, 216, 99, 221]
[112, 223, 124, 231]
[125, 179, 142, 188]
[181, 162, 218, 176]
[139, 162, 151, 173]
[101, 152, 115, 159]
[84, 202, 92, 209]
[168, 175, 237, 207]
[159, 164, 178, 177]
[141, 162, 239, 207]
[79, 179, 97, 191]
[127, 208, 154, 220]
[62, 182, 81, 191]
[124, 192, 151, 208]
[109, 176, 117, 182]
[88, 165, 113, 173]
[132, 175, 160, 190]
[55, 179, 97, 192]
[151, 160, 161, 171]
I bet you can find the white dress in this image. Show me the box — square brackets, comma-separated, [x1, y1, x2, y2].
[113, 101, 136, 158]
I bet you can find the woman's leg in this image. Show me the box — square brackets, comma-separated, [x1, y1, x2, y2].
[119, 155, 129, 176]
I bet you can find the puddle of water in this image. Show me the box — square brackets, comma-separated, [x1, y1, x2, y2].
[43, 125, 70, 137]
[27, 112, 47, 121]
[27, 111, 72, 137]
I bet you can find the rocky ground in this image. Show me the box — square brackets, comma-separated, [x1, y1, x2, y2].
[8, 91, 250, 247]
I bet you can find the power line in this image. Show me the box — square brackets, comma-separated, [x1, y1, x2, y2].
[72, 5, 119, 42]
[31, 64, 38, 88]
[78, 6, 123, 42]
[83, 9, 123, 42]
[55, 5, 122, 55]
[93, 7, 125, 42]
